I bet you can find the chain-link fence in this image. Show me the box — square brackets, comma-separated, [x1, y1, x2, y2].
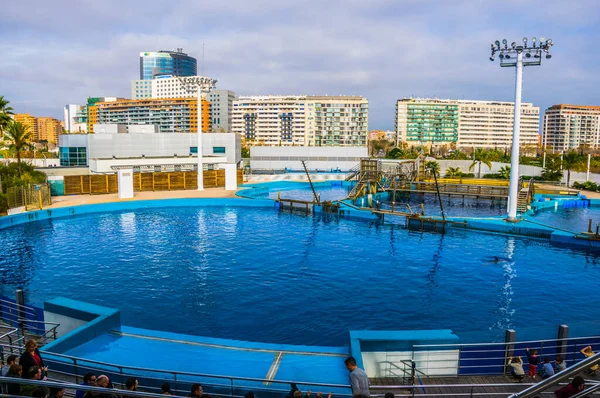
[6, 183, 52, 211]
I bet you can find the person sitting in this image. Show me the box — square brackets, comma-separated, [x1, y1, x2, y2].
[555, 376, 585, 398]
[21, 366, 42, 397]
[49, 387, 65, 398]
[554, 356, 567, 373]
[507, 356, 525, 382]
[32, 386, 50, 398]
[190, 383, 203, 398]
[76, 373, 97, 398]
[161, 383, 172, 395]
[6, 364, 23, 396]
[542, 358, 555, 379]
[1, 355, 18, 377]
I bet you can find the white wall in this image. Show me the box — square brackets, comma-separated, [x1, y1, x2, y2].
[250, 146, 368, 171]
[1, 158, 60, 167]
[362, 350, 459, 377]
[43, 311, 87, 339]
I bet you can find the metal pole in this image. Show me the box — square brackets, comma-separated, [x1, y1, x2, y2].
[507, 51, 523, 221]
[542, 152, 546, 169]
[197, 89, 204, 191]
[15, 290, 25, 333]
[587, 153, 591, 182]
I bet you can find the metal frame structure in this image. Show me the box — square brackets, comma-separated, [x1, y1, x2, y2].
[489, 37, 553, 221]
[176, 76, 218, 190]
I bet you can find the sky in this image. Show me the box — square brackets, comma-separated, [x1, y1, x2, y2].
[1, 0, 599, 130]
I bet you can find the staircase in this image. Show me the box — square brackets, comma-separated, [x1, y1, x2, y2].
[345, 164, 360, 181]
[517, 187, 529, 213]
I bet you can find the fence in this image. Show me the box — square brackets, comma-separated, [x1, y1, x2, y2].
[6, 184, 52, 210]
[64, 170, 244, 195]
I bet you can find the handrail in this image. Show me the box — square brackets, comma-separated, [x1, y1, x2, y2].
[0, 342, 352, 391]
[413, 334, 600, 348]
[572, 382, 600, 398]
[507, 351, 600, 397]
[0, 376, 188, 398]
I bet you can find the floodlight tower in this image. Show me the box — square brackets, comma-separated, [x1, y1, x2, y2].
[177, 76, 218, 190]
[489, 37, 553, 221]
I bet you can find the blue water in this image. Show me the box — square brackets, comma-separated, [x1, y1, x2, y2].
[1, 206, 599, 345]
[530, 206, 600, 233]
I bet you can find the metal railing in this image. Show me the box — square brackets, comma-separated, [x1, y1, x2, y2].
[0, 341, 352, 398]
[409, 335, 600, 377]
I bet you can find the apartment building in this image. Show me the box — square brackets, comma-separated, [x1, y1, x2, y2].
[395, 98, 540, 149]
[232, 95, 368, 146]
[542, 104, 600, 151]
[87, 97, 209, 134]
[131, 76, 234, 133]
[13, 114, 38, 140]
[63, 104, 88, 134]
[37, 117, 62, 144]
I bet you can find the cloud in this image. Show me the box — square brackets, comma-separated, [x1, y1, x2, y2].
[0, 0, 598, 128]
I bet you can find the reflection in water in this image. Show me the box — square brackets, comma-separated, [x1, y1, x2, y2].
[424, 233, 444, 305]
[491, 237, 517, 331]
[119, 213, 137, 238]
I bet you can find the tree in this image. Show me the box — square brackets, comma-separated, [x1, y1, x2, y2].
[241, 146, 250, 158]
[562, 150, 585, 186]
[4, 121, 34, 177]
[445, 166, 462, 178]
[469, 148, 492, 178]
[425, 160, 440, 179]
[540, 155, 563, 182]
[0, 96, 14, 138]
[499, 166, 511, 180]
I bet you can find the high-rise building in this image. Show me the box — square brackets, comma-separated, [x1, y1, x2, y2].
[13, 114, 39, 140]
[63, 104, 88, 134]
[395, 98, 540, 149]
[232, 95, 368, 146]
[139, 49, 197, 80]
[131, 76, 234, 133]
[542, 104, 600, 152]
[87, 97, 209, 134]
[37, 117, 62, 144]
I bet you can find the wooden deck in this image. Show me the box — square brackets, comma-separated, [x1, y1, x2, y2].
[371, 373, 600, 397]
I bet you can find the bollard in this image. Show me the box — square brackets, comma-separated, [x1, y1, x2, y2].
[557, 325, 569, 358]
[504, 329, 516, 374]
[589, 219, 593, 234]
[15, 289, 26, 334]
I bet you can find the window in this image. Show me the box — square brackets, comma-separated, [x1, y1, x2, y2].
[190, 147, 198, 154]
[213, 146, 226, 154]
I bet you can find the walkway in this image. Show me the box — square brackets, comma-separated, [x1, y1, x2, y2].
[46, 188, 241, 210]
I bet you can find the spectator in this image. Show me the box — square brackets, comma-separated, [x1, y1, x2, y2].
[190, 384, 203, 398]
[580, 346, 598, 376]
[2, 355, 18, 376]
[21, 366, 42, 397]
[244, 392, 254, 398]
[286, 384, 299, 398]
[126, 377, 139, 392]
[19, 340, 47, 378]
[162, 383, 172, 395]
[6, 364, 23, 396]
[555, 356, 567, 372]
[526, 348, 540, 378]
[542, 358, 555, 379]
[32, 386, 50, 398]
[344, 357, 370, 397]
[76, 373, 97, 398]
[316, 393, 332, 398]
[49, 387, 65, 398]
[384, 394, 394, 398]
[507, 356, 525, 382]
[555, 376, 585, 398]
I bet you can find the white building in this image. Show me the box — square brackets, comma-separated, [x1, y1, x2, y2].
[59, 126, 241, 173]
[542, 104, 600, 151]
[131, 76, 234, 133]
[250, 146, 367, 171]
[395, 98, 540, 149]
[63, 104, 88, 134]
[232, 95, 369, 147]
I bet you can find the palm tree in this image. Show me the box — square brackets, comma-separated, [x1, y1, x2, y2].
[0, 96, 14, 138]
[499, 166, 511, 180]
[562, 150, 584, 186]
[4, 121, 34, 177]
[445, 166, 462, 178]
[469, 148, 492, 178]
[425, 160, 440, 179]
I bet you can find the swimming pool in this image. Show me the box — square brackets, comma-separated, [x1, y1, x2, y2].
[530, 205, 600, 234]
[1, 203, 599, 345]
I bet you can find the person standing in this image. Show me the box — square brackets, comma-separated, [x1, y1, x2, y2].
[19, 340, 47, 378]
[526, 348, 539, 378]
[344, 357, 370, 397]
[580, 346, 598, 376]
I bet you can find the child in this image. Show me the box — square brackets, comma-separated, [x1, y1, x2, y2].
[542, 358, 554, 379]
[580, 345, 598, 376]
[554, 355, 567, 373]
[526, 348, 540, 378]
[508, 356, 525, 382]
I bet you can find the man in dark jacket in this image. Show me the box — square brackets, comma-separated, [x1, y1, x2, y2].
[555, 376, 585, 398]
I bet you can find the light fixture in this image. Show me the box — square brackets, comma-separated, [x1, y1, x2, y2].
[502, 39, 507, 44]
[546, 54, 552, 59]
[534, 51, 541, 58]
[540, 36, 546, 42]
[495, 40, 501, 47]
[522, 37, 528, 44]
[511, 42, 517, 49]
[505, 54, 511, 59]
[489, 55, 495, 61]
[547, 38, 553, 45]
[499, 53, 505, 59]
[526, 52, 531, 58]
